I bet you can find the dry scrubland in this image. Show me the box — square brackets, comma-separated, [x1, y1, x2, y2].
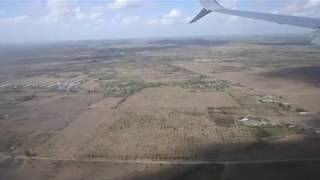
[1, 39, 320, 179]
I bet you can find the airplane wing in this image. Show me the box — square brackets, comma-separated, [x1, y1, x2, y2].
[189, 8, 212, 24]
[190, 0, 320, 29]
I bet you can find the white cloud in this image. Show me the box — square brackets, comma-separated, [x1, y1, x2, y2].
[47, 0, 79, 20]
[286, 0, 320, 15]
[306, 0, 320, 8]
[109, 15, 141, 24]
[75, 11, 103, 21]
[45, 0, 106, 23]
[108, 0, 148, 9]
[165, 9, 182, 19]
[221, 0, 238, 8]
[0, 15, 29, 24]
[148, 9, 188, 25]
[121, 16, 141, 24]
[89, 12, 103, 20]
[161, 9, 183, 24]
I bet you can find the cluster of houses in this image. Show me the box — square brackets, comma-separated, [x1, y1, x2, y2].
[47, 79, 82, 92]
[0, 79, 82, 92]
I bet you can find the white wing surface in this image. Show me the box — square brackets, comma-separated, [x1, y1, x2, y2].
[190, 0, 320, 29]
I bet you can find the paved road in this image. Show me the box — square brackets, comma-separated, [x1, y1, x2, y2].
[1, 153, 320, 165]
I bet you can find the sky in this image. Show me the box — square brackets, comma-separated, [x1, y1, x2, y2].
[0, 0, 320, 43]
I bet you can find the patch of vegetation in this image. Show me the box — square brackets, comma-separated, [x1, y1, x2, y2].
[159, 57, 179, 63]
[83, 145, 111, 159]
[182, 78, 232, 92]
[159, 64, 181, 74]
[250, 126, 290, 141]
[117, 75, 140, 82]
[24, 148, 37, 157]
[183, 110, 206, 117]
[278, 102, 292, 111]
[17, 94, 36, 102]
[104, 80, 144, 97]
[103, 80, 162, 97]
[90, 72, 116, 80]
[295, 107, 308, 113]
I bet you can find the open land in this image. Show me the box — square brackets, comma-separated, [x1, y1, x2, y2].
[1, 38, 320, 179]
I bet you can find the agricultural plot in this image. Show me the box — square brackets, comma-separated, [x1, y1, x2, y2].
[76, 87, 256, 161]
[80, 111, 256, 161]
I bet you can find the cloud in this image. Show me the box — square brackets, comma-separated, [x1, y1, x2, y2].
[0, 15, 29, 24]
[45, 0, 106, 23]
[121, 16, 141, 24]
[107, 0, 148, 9]
[221, 0, 239, 8]
[46, 0, 80, 21]
[306, 0, 320, 8]
[109, 15, 141, 24]
[286, 0, 320, 15]
[75, 11, 104, 21]
[148, 9, 188, 25]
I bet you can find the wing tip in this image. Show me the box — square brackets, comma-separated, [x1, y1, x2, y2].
[189, 8, 212, 24]
[201, 0, 224, 11]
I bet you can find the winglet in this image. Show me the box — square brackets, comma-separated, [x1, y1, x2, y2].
[189, 0, 225, 24]
[189, 8, 212, 24]
[200, 0, 224, 11]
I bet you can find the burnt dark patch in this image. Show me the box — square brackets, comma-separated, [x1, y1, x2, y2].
[261, 66, 320, 86]
[149, 39, 229, 46]
[208, 107, 238, 127]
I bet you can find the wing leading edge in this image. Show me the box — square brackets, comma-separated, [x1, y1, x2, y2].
[190, 0, 320, 29]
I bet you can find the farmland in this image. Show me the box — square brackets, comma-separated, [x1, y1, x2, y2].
[1, 38, 320, 179]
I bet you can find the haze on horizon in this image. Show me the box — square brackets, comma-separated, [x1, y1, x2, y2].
[1, 0, 320, 43]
